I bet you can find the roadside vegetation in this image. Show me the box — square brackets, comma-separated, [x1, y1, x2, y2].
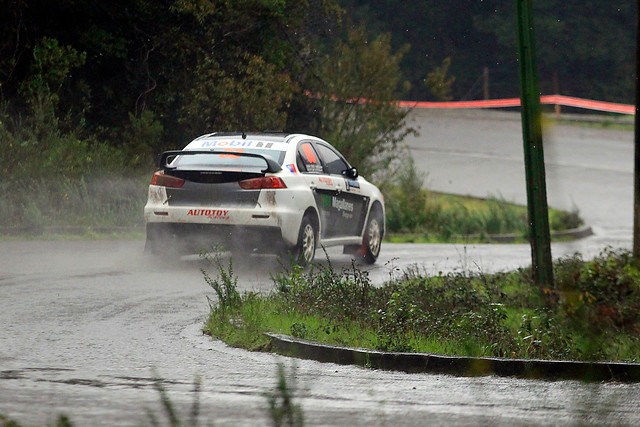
[381, 159, 582, 243]
[204, 248, 640, 363]
[385, 190, 581, 243]
[0, 1, 588, 241]
[1, 168, 583, 243]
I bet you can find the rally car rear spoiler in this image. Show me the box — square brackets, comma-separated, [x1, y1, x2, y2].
[159, 150, 282, 174]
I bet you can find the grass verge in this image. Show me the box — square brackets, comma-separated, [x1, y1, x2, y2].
[385, 191, 582, 243]
[0, 175, 149, 231]
[380, 156, 583, 243]
[204, 248, 640, 362]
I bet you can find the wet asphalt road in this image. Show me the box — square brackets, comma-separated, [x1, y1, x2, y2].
[2, 109, 640, 425]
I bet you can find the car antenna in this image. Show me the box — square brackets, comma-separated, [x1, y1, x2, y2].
[242, 131, 247, 139]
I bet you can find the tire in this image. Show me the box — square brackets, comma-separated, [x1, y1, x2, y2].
[358, 208, 383, 264]
[144, 225, 162, 255]
[293, 215, 317, 266]
[144, 225, 181, 258]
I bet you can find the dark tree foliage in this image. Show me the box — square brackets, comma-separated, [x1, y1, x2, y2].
[2, 0, 633, 181]
[339, 0, 506, 101]
[474, 0, 635, 103]
[0, 0, 343, 154]
[340, 0, 636, 103]
[1, 0, 416, 179]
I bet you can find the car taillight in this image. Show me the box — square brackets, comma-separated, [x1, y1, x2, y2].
[238, 176, 287, 190]
[150, 171, 185, 188]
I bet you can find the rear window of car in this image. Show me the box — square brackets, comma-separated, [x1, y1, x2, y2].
[176, 138, 288, 169]
[172, 148, 284, 169]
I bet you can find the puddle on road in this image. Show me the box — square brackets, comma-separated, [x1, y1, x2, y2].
[1, 370, 24, 380]
[45, 378, 107, 388]
[0, 368, 190, 391]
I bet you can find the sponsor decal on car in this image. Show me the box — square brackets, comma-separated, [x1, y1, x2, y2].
[318, 177, 333, 186]
[194, 140, 288, 150]
[286, 164, 298, 174]
[307, 164, 324, 173]
[332, 197, 354, 212]
[187, 209, 230, 220]
[332, 197, 354, 219]
[302, 144, 317, 163]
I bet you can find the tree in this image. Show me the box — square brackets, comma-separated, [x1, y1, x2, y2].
[425, 57, 455, 101]
[177, 53, 297, 134]
[307, 26, 415, 178]
[473, 0, 635, 102]
[0, 0, 345, 156]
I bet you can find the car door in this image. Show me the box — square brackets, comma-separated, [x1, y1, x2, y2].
[313, 142, 369, 238]
[296, 141, 339, 239]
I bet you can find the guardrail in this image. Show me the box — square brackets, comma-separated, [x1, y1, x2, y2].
[396, 94, 635, 115]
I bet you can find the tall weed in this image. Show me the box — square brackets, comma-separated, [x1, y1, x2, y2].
[266, 364, 304, 427]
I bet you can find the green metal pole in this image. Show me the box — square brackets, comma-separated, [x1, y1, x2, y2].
[515, 0, 554, 286]
[633, 0, 640, 260]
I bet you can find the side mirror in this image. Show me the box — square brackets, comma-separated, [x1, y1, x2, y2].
[343, 167, 358, 179]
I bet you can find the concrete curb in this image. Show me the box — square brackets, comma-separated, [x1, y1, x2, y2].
[267, 333, 640, 382]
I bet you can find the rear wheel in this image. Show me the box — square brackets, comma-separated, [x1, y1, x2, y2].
[293, 215, 317, 266]
[357, 208, 383, 264]
[144, 225, 163, 255]
[144, 225, 184, 258]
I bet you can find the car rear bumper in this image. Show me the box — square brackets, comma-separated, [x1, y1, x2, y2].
[145, 222, 288, 255]
[144, 185, 307, 247]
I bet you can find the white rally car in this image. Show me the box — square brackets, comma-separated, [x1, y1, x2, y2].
[144, 132, 385, 265]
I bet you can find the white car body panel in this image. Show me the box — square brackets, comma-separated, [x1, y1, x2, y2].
[144, 133, 385, 263]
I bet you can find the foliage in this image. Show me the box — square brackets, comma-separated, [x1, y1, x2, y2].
[342, 0, 635, 103]
[272, 257, 374, 323]
[378, 157, 430, 233]
[473, 0, 635, 103]
[201, 251, 242, 312]
[124, 110, 163, 169]
[381, 158, 583, 240]
[205, 249, 640, 362]
[2, 0, 636, 169]
[0, 0, 417, 188]
[308, 26, 415, 177]
[0, 176, 147, 230]
[550, 249, 640, 333]
[178, 53, 296, 134]
[424, 57, 455, 101]
[0, 413, 71, 427]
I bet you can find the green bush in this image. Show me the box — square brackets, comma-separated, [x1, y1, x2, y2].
[555, 249, 640, 332]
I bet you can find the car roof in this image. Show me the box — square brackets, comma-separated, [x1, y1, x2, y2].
[190, 132, 325, 144]
[192, 132, 290, 142]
